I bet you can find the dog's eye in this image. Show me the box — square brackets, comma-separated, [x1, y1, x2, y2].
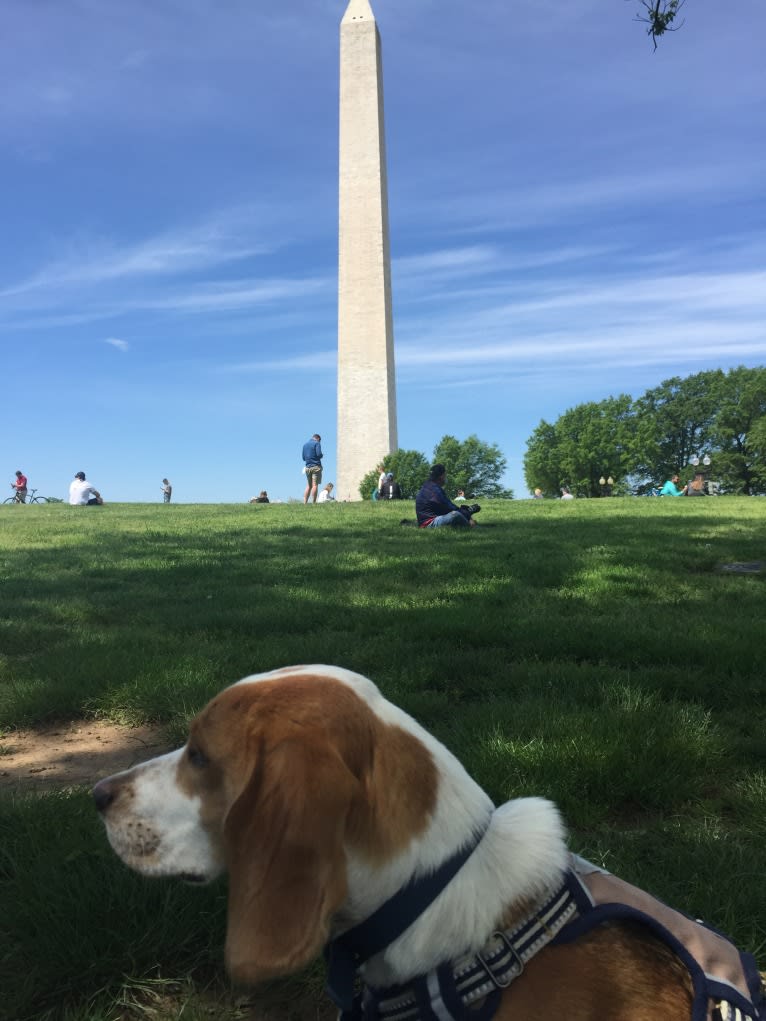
[187, 746, 209, 769]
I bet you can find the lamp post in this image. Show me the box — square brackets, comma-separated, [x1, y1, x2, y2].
[598, 475, 614, 497]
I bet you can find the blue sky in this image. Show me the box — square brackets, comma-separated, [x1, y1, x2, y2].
[2, 0, 764, 503]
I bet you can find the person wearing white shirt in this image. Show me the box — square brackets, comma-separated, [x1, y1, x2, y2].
[317, 483, 336, 503]
[69, 471, 104, 506]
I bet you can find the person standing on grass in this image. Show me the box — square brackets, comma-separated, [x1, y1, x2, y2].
[161, 478, 172, 503]
[302, 433, 323, 504]
[69, 471, 104, 506]
[10, 470, 28, 503]
[659, 474, 687, 496]
[416, 464, 475, 528]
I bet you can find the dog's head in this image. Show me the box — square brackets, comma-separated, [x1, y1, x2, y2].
[93, 666, 439, 984]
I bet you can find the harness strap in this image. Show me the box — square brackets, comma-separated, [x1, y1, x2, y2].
[368, 874, 578, 1021]
[325, 824, 490, 1014]
[361, 867, 764, 1021]
[552, 880, 763, 1021]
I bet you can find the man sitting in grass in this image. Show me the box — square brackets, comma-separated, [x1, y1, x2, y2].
[659, 474, 687, 496]
[416, 464, 475, 528]
[68, 471, 104, 506]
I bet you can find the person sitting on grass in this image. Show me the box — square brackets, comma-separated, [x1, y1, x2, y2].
[68, 471, 103, 506]
[659, 474, 687, 496]
[685, 473, 707, 497]
[250, 491, 270, 504]
[317, 482, 336, 503]
[415, 464, 475, 528]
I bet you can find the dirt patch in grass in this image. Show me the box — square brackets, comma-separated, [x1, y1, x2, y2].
[0, 719, 172, 792]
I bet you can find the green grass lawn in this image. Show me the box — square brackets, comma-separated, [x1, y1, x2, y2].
[1, 498, 765, 1020]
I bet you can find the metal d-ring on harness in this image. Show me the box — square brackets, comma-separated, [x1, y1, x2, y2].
[474, 932, 523, 989]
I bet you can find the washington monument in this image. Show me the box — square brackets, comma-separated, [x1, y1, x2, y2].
[337, 0, 398, 501]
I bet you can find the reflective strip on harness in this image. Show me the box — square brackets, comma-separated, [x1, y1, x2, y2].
[370, 876, 579, 1021]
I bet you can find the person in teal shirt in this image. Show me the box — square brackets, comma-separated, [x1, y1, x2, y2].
[659, 474, 687, 496]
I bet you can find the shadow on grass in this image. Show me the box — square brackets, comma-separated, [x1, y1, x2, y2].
[0, 501, 764, 1017]
[1, 507, 762, 727]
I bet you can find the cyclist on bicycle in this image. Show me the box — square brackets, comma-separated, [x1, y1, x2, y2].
[10, 470, 28, 503]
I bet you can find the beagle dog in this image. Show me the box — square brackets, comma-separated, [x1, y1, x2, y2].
[94, 665, 763, 1021]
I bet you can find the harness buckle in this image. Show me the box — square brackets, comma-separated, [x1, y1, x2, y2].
[475, 931, 524, 990]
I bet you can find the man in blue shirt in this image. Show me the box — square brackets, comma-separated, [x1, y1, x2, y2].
[302, 433, 323, 504]
[659, 474, 687, 496]
[415, 464, 475, 528]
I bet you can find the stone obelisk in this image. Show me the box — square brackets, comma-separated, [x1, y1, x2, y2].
[337, 0, 398, 501]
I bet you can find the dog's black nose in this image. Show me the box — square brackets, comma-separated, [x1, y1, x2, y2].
[92, 778, 116, 813]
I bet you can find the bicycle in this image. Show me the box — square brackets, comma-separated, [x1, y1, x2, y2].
[3, 488, 48, 505]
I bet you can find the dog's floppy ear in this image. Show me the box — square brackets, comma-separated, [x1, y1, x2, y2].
[223, 735, 357, 985]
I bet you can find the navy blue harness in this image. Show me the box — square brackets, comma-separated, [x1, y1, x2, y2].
[324, 849, 764, 1021]
[325, 827, 489, 1021]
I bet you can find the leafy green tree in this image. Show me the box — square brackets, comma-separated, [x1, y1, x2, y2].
[432, 434, 512, 498]
[745, 416, 766, 494]
[523, 366, 766, 496]
[710, 366, 766, 494]
[635, 0, 686, 50]
[359, 448, 429, 500]
[632, 370, 724, 491]
[523, 396, 636, 498]
[522, 421, 560, 498]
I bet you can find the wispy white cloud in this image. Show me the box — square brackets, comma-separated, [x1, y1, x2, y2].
[218, 350, 336, 374]
[217, 263, 765, 385]
[0, 209, 277, 303]
[392, 244, 612, 283]
[397, 320, 766, 369]
[104, 337, 129, 352]
[120, 49, 151, 70]
[140, 275, 332, 313]
[390, 263, 766, 383]
[40, 85, 74, 111]
[399, 163, 766, 236]
[393, 245, 496, 274]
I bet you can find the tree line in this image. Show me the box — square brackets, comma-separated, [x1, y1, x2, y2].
[523, 366, 766, 497]
[360, 435, 512, 500]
